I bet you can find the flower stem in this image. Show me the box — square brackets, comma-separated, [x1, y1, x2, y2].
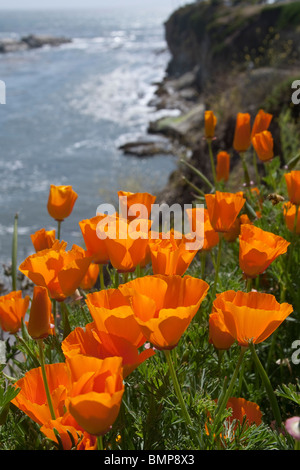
[57, 220, 61, 240]
[252, 149, 260, 186]
[213, 347, 246, 430]
[164, 349, 199, 446]
[211, 235, 223, 302]
[249, 341, 282, 428]
[99, 264, 105, 290]
[246, 277, 252, 293]
[207, 139, 217, 187]
[37, 339, 56, 420]
[97, 436, 104, 450]
[240, 152, 251, 187]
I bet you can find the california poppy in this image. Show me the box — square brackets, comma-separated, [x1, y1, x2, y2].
[12, 361, 70, 426]
[79, 215, 111, 265]
[205, 191, 246, 233]
[239, 224, 290, 278]
[208, 311, 235, 350]
[205, 110, 217, 139]
[97, 215, 150, 273]
[252, 130, 274, 162]
[41, 414, 97, 450]
[27, 286, 54, 340]
[31, 228, 56, 252]
[149, 229, 199, 276]
[233, 113, 251, 153]
[19, 241, 92, 302]
[216, 151, 230, 182]
[212, 290, 293, 347]
[284, 170, 300, 206]
[118, 190, 156, 221]
[251, 109, 272, 139]
[65, 355, 124, 436]
[283, 202, 300, 234]
[119, 274, 209, 350]
[47, 185, 78, 222]
[12, 354, 124, 438]
[186, 207, 219, 251]
[79, 263, 99, 291]
[0, 290, 30, 334]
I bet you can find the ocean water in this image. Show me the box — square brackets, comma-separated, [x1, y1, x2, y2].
[0, 6, 178, 268]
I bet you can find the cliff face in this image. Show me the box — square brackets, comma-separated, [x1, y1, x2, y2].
[165, 1, 300, 89]
[154, 1, 300, 205]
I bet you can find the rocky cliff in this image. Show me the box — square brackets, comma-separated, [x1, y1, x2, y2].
[149, 0, 300, 205]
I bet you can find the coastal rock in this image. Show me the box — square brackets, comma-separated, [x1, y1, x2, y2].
[119, 137, 175, 157]
[0, 34, 71, 53]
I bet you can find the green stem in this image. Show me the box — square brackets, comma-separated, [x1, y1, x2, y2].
[164, 349, 198, 446]
[99, 264, 105, 290]
[240, 152, 251, 187]
[211, 235, 223, 302]
[37, 339, 56, 420]
[286, 204, 299, 275]
[97, 435, 104, 450]
[12, 213, 18, 292]
[180, 159, 214, 191]
[57, 220, 61, 240]
[252, 149, 260, 186]
[249, 342, 282, 428]
[207, 139, 217, 187]
[213, 347, 246, 429]
[200, 251, 206, 279]
[246, 277, 252, 293]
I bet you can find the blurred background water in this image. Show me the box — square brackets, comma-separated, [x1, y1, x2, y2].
[0, 4, 178, 268]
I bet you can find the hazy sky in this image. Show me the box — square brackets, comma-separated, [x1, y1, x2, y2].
[0, 0, 188, 10]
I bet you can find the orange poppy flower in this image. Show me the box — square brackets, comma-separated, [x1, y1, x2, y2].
[118, 190, 156, 221]
[283, 202, 300, 234]
[31, 228, 56, 252]
[251, 109, 273, 139]
[79, 215, 111, 265]
[223, 213, 253, 243]
[233, 113, 251, 153]
[0, 290, 30, 334]
[47, 185, 78, 222]
[65, 355, 124, 436]
[119, 274, 209, 350]
[149, 229, 199, 276]
[285, 170, 300, 205]
[205, 110, 217, 139]
[225, 397, 262, 428]
[205, 191, 246, 233]
[239, 224, 290, 278]
[79, 263, 99, 291]
[27, 286, 54, 340]
[97, 215, 150, 273]
[12, 361, 70, 426]
[252, 130, 274, 162]
[41, 414, 97, 450]
[19, 241, 93, 302]
[12, 354, 124, 438]
[208, 311, 235, 350]
[216, 151, 230, 182]
[186, 207, 219, 251]
[86, 289, 145, 348]
[212, 290, 293, 347]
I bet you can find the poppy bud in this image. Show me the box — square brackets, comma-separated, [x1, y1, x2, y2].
[251, 109, 272, 139]
[284, 171, 300, 206]
[28, 286, 53, 340]
[216, 151, 230, 182]
[233, 113, 251, 153]
[252, 130, 274, 162]
[47, 185, 78, 222]
[204, 110, 217, 139]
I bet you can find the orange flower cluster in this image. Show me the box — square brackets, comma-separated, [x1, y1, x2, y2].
[2, 102, 297, 452]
